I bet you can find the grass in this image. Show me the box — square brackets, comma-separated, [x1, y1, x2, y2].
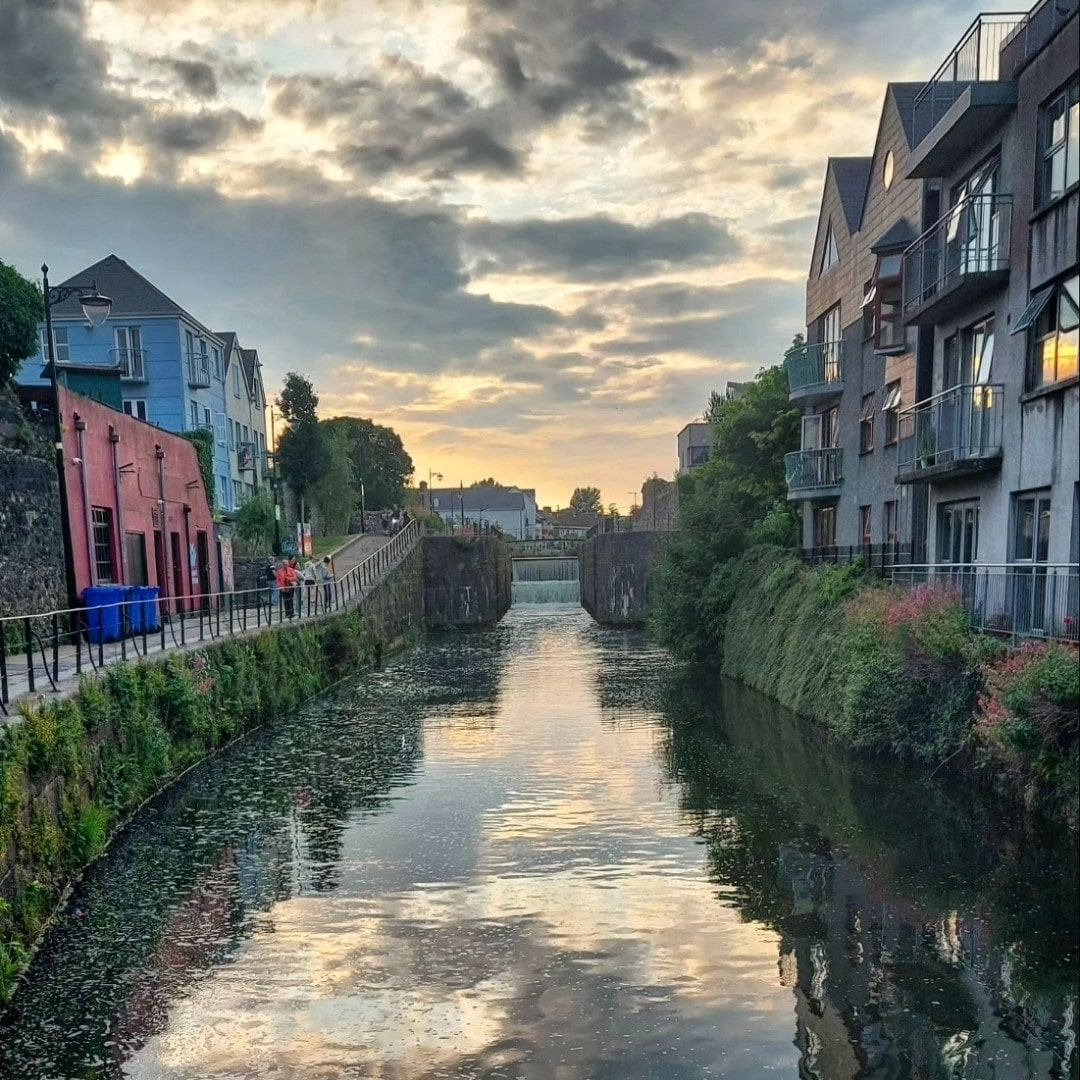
[311, 535, 357, 559]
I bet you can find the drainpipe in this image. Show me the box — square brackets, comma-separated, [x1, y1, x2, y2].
[74, 415, 96, 591]
[182, 503, 194, 601]
[156, 445, 169, 604]
[109, 425, 127, 584]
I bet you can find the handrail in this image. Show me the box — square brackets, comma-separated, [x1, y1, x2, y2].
[912, 13, 1025, 108]
[898, 380, 1002, 415]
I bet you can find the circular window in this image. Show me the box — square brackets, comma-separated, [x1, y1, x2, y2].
[883, 151, 895, 190]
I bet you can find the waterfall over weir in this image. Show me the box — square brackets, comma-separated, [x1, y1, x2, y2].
[511, 556, 581, 604]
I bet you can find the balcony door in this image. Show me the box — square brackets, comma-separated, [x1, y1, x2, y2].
[114, 326, 143, 380]
[939, 499, 980, 605]
[949, 159, 1001, 278]
[820, 304, 841, 383]
[1012, 491, 1052, 635]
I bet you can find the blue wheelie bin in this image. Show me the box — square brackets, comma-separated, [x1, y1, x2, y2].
[84, 586, 123, 644]
[125, 587, 145, 635]
[139, 586, 161, 632]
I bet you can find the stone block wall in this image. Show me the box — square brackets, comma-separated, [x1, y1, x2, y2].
[0, 448, 67, 619]
[422, 536, 511, 629]
[580, 531, 666, 627]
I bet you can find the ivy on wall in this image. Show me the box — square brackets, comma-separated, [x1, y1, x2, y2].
[181, 428, 216, 511]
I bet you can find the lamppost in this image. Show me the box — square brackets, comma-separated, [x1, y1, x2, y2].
[41, 263, 112, 608]
[427, 470, 442, 513]
[269, 401, 282, 554]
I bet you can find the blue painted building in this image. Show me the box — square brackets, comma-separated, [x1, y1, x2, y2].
[18, 255, 237, 512]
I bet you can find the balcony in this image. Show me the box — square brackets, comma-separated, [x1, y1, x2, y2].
[896, 383, 1004, 482]
[785, 448, 843, 500]
[111, 347, 147, 381]
[906, 14, 1023, 179]
[237, 442, 257, 472]
[785, 341, 844, 405]
[902, 194, 1011, 325]
[186, 351, 211, 389]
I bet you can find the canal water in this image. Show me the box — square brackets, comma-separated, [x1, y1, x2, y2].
[1, 607, 1076, 1079]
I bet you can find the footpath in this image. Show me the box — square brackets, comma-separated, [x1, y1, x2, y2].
[1, 525, 420, 721]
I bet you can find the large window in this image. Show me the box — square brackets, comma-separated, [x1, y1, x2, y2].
[883, 499, 899, 544]
[820, 222, 838, 274]
[859, 505, 872, 547]
[40, 326, 70, 364]
[114, 326, 144, 380]
[939, 500, 979, 565]
[1039, 78, 1079, 207]
[1018, 275, 1079, 391]
[123, 399, 148, 421]
[862, 254, 905, 353]
[859, 393, 876, 454]
[820, 304, 842, 382]
[214, 411, 228, 447]
[882, 381, 901, 445]
[812, 505, 837, 548]
[1014, 490, 1051, 564]
[92, 507, 116, 584]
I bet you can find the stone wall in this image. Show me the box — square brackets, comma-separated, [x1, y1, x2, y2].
[0, 447, 67, 619]
[422, 536, 511, 629]
[580, 531, 666, 627]
[635, 477, 679, 532]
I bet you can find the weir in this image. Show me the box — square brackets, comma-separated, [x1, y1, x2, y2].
[511, 556, 581, 604]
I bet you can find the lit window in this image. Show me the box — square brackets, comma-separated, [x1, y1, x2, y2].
[1019, 275, 1079, 391]
[1039, 79, 1079, 207]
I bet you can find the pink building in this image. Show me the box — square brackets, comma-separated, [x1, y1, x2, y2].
[60, 387, 219, 609]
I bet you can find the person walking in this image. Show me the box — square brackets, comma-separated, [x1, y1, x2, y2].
[302, 557, 318, 610]
[264, 557, 279, 615]
[319, 555, 335, 609]
[288, 557, 302, 616]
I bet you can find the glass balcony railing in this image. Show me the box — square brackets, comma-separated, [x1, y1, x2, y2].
[902, 194, 1011, 319]
[785, 342, 844, 402]
[897, 383, 1004, 477]
[785, 448, 843, 497]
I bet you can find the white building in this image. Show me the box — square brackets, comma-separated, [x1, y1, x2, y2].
[429, 485, 537, 539]
[216, 332, 269, 511]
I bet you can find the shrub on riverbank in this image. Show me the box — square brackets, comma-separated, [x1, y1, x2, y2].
[655, 547, 1079, 827]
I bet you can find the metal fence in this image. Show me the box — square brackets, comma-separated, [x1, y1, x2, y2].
[0, 520, 421, 713]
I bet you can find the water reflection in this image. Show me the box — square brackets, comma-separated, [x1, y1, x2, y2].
[0, 609, 1074, 1079]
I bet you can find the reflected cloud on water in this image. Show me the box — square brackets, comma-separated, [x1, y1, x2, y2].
[0, 609, 1075, 1079]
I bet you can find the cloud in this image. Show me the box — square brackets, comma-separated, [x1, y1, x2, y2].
[139, 107, 263, 153]
[159, 58, 219, 99]
[626, 38, 685, 71]
[467, 213, 742, 282]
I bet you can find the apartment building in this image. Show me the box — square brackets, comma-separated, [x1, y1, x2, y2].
[677, 422, 713, 474]
[217, 332, 269, 508]
[791, 0, 1078, 637]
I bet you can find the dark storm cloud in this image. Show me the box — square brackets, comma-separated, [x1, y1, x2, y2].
[161, 59, 220, 99]
[467, 213, 741, 282]
[140, 108, 263, 153]
[0, 0, 136, 137]
[626, 38, 685, 72]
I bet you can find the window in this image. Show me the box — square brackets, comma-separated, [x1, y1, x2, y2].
[123, 399, 148, 421]
[883, 499, 898, 544]
[1020, 275, 1079, 390]
[219, 475, 231, 510]
[820, 221, 838, 274]
[822, 406, 839, 447]
[859, 505, 873, 547]
[820, 304, 842, 382]
[184, 329, 195, 359]
[233, 363, 242, 397]
[882, 381, 902, 444]
[1039, 78, 1079, 207]
[944, 318, 995, 388]
[190, 400, 200, 429]
[867, 253, 905, 352]
[812, 505, 837, 548]
[227, 418, 235, 451]
[939, 500, 979, 564]
[883, 150, 895, 191]
[213, 411, 227, 447]
[861, 281, 875, 341]
[242, 424, 249, 443]
[212, 346, 222, 380]
[1014, 491, 1051, 563]
[40, 326, 70, 364]
[114, 327, 144, 379]
[92, 507, 116, 584]
[859, 392, 876, 453]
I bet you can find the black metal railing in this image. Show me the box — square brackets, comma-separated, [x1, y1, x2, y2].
[902, 194, 1012, 315]
[912, 13, 1025, 144]
[0, 521, 421, 712]
[897, 383, 1004, 475]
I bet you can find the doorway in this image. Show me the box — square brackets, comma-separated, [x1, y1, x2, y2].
[197, 530, 212, 610]
[170, 532, 185, 612]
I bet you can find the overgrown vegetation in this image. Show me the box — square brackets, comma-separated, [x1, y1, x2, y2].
[181, 428, 216, 510]
[0, 260, 41, 387]
[649, 348, 1079, 828]
[0, 547, 424, 1003]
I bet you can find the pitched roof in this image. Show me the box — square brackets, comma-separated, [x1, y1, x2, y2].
[870, 217, 917, 254]
[429, 485, 528, 511]
[886, 82, 930, 150]
[216, 331, 239, 361]
[48, 254, 221, 340]
[829, 157, 873, 233]
[240, 348, 260, 393]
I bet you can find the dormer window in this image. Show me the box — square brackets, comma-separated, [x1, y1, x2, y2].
[820, 222, 839, 274]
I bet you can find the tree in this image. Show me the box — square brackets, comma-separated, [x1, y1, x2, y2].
[320, 416, 413, 512]
[0, 260, 42, 386]
[704, 389, 725, 425]
[469, 477, 500, 488]
[276, 372, 330, 526]
[569, 487, 602, 515]
[310, 423, 356, 534]
[233, 489, 276, 556]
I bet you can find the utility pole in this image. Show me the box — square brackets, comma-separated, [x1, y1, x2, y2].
[269, 403, 281, 554]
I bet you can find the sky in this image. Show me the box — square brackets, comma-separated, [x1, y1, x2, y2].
[0, 0, 1017, 510]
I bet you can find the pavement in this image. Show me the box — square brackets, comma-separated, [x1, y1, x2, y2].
[1, 531, 407, 722]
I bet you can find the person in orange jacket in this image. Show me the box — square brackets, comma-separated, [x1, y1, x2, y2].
[276, 558, 299, 618]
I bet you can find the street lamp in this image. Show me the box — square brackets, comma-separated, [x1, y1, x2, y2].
[41, 263, 113, 608]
